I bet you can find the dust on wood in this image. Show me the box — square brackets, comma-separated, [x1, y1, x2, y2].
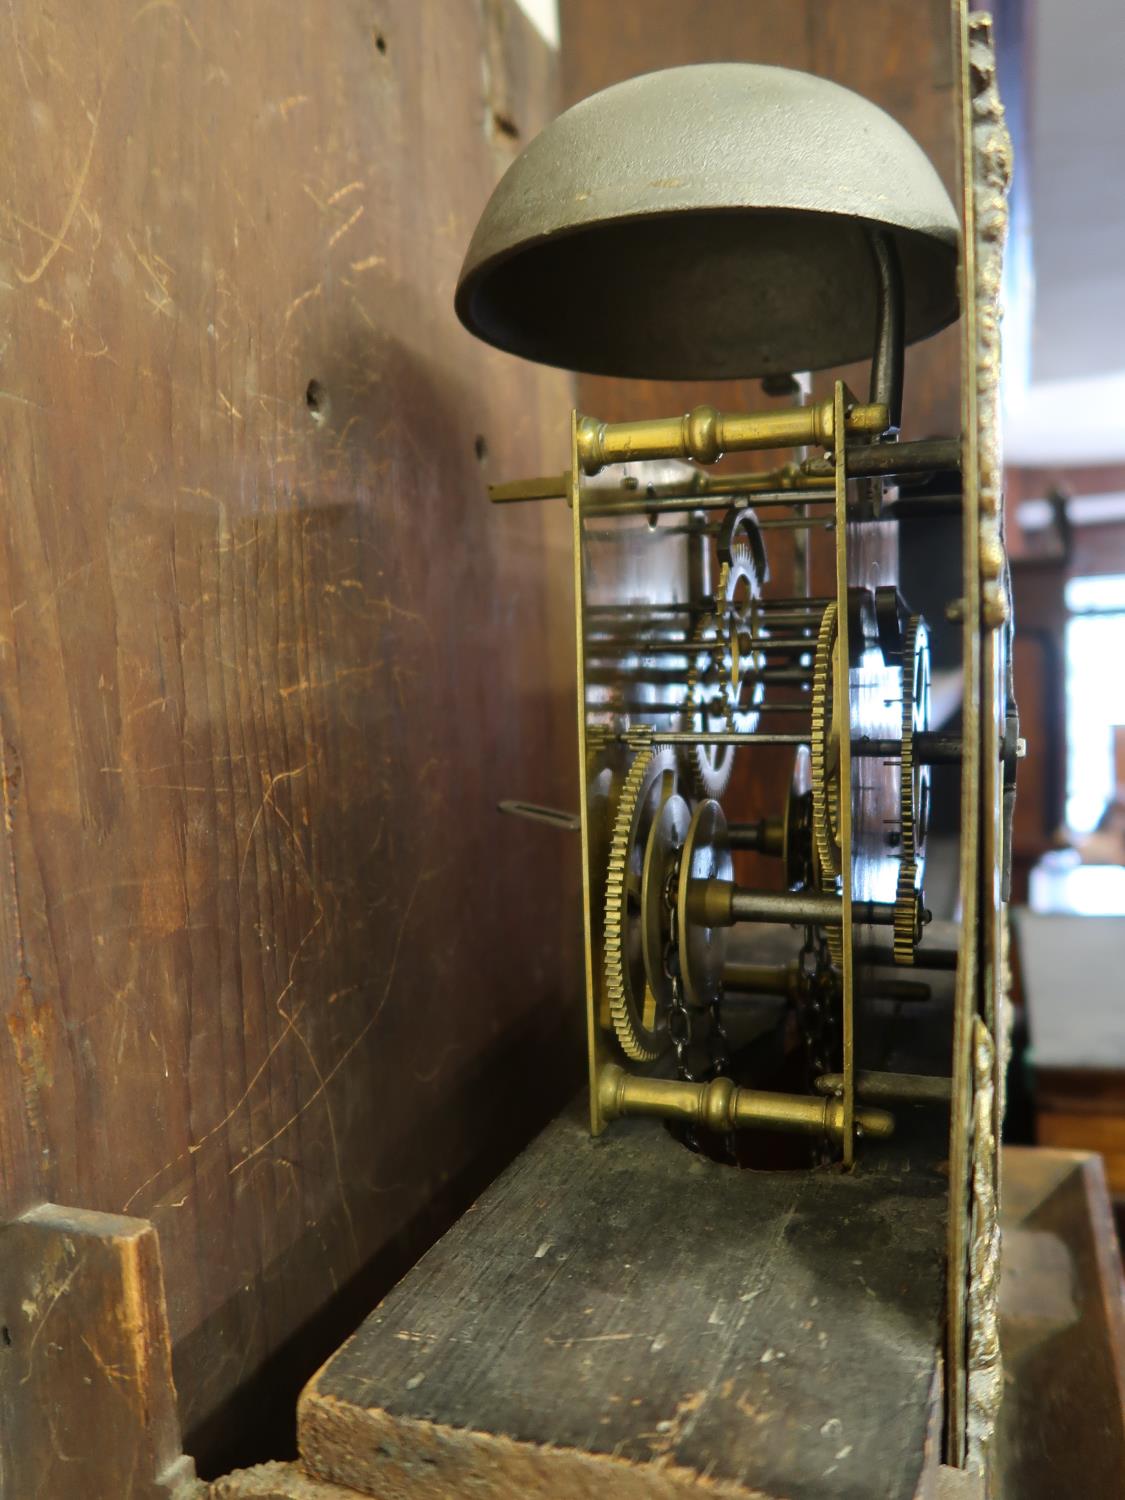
[299, 1103, 948, 1500]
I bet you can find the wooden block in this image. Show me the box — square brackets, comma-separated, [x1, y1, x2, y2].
[298, 1101, 949, 1499]
[997, 1147, 1125, 1498]
[929, 1468, 984, 1500]
[0, 1203, 201, 1500]
[209, 1462, 369, 1499]
[1036, 1111, 1125, 1195]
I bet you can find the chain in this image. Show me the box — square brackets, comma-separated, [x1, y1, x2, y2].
[794, 927, 830, 1082]
[661, 854, 737, 1160]
[706, 990, 730, 1078]
[662, 860, 696, 1080]
[662, 536, 743, 1157]
[795, 925, 838, 1162]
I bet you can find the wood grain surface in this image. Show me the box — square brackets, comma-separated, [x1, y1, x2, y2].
[0, 0, 579, 1473]
[997, 1148, 1125, 1500]
[0, 1203, 201, 1498]
[210, 1461, 367, 1500]
[299, 1101, 949, 1500]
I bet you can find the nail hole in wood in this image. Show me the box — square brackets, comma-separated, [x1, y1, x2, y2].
[474, 434, 488, 462]
[492, 112, 520, 142]
[374, 31, 387, 55]
[1, 1326, 11, 1348]
[306, 379, 328, 426]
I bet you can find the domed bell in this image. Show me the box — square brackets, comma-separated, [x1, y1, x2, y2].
[455, 63, 960, 382]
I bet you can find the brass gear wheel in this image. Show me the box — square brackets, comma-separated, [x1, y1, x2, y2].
[899, 614, 931, 869]
[604, 746, 679, 1061]
[893, 860, 924, 964]
[811, 602, 841, 884]
[681, 524, 764, 800]
[809, 603, 844, 964]
[895, 615, 931, 964]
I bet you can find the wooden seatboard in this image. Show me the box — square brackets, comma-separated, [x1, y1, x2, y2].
[299, 1100, 948, 1500]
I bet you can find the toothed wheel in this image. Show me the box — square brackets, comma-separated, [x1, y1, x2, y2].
[809, 603, 844, 963]
[895, 616, 931, 964]
[603, 746, 680, 1061]
[681, 518, 765, 800]
[894, 861, 926, 965]
[899, 615, 931, 870]
[811, 603, 841, 884]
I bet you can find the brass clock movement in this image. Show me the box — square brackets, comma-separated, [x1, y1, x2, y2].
[457, 12, 1013, 1477]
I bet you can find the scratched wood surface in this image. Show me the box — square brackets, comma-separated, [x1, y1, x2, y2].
[0, 1203, 199, 1499]
[298, 1101, 948, 1500]
[0, 0, 579, 1475]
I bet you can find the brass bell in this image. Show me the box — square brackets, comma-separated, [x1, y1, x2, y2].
[456, 63, 960, 382]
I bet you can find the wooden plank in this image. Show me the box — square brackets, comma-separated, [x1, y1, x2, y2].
[997, 1147, 1125, 1499]
[1036, 1115, 1125, 1196]
[209, 1463, 366, 1500]
[0, 1203, 200, 1499]
[0, 0, 579, 1472]
[298, 1100, 948, 1500]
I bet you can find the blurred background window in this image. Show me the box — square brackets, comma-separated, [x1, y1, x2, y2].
[1065, 574, 1125, 835]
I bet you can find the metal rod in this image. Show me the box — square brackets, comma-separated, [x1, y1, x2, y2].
[723, 963, 791, 995]
[738, 637, 815, 652]
[598, 1062, 895, 1141]
[868, 229, 905, 432]
[587, 666, 703, 684]
[745, 610, 825, 629]
[727, 818, 783, 854]
[624, 731, 809, 747]
[857, 943, 958, 971]
[852, 732, 964, 765]
[582, 491, 834, 518]
[485, 436, 961, 511]
[497, 800, 581, 832]
[575, 398, 889, 476]
[756, 596, 834, 609]
[586, 641, 713, 659]
[489, 473, 568, 504]
[758, 517, 834, 531]
[603, 696, 816, 714]
[725, 888, 858, 927]
[688, 885, 846, 927]
[588, 636, 814, 657]
[688, 465, 835, 498]
[802, 437, 960, 481]
[587, 602, 695, 616]
[814, 1070, 951, 1105]
[832, 379, 857, 1165]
